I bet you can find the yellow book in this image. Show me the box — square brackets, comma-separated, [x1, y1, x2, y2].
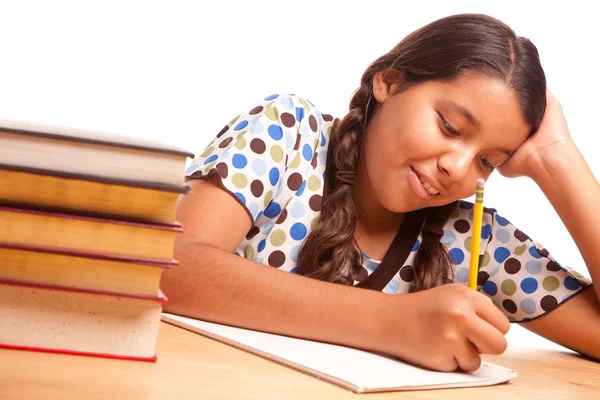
[0, 242, 174, 297]
[0, 205, 181, 261]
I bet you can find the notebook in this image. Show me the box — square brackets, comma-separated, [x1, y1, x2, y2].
[161, 313, 517, 393]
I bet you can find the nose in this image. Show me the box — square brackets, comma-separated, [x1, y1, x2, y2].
[437, 149, 473, 183]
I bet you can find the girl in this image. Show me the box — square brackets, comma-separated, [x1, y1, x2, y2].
[161, 13, 600, 372]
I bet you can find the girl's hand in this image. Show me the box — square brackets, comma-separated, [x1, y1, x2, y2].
[383, 284, 510, 372]
[497, 89, 576, 179]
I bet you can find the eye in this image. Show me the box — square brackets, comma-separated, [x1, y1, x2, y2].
[480, 156, 496, 172]
[437, 113, 459, 136]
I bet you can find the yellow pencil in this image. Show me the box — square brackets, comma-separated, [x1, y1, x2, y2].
[468, 178, 485, 290]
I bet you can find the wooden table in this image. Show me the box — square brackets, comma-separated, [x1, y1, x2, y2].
[2, 321, 600, 399]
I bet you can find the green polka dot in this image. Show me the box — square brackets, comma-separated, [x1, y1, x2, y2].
[289, 152, 301, 169]
[270, 145, 284, 162]
[204, 161, 217, 171]
[244, 245, 254, 259]
[508, 316, 517, 323]
[450, 208, 460, 219]
[307, 175, 321, 191]
[480, 251, 490, 268]
[264, 190, 273, 208]
[408, 285, 417, 293]
[464, 237, 472, 253]
[571, 270, 586, 280]
[235, 138, 247, 150]
[501, 279, 517, 296]
[232, 173, 248, 188]
[229, 114, 241, 124]
[514, 244, 527, 255]
[326, 125, 332, 136]
[311, 217, 319, 229]
[313, 138, 319, 148]
[299, 98, 311, 111]
[265, 106, 279, 121]
[543, 276, 560, 292]
[201, 146, 215, 158]
[534, 241, 544, 249]
[236, 131, 247, 139]
[270, 230, 286, 246]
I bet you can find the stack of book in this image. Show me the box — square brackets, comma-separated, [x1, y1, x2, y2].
[0, 118, 194, 361]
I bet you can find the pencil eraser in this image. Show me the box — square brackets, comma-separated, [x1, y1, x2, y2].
[476, 178, 485, 187]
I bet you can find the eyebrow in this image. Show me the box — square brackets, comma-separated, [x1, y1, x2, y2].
[444, 99, 515, 157]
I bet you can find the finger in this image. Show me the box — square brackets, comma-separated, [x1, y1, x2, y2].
[465, 314, 508, 355]
[454, 340, 482, 372]
[473, 294, 510, 334]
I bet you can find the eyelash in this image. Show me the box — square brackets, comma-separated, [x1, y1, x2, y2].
[437, 113, 496, 172]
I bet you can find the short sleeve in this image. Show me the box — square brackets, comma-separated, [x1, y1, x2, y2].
[478, 210, 593, 323]
[184, 93, 326, 224]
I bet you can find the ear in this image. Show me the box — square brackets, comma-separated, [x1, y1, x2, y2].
[372, 69, 404, 102]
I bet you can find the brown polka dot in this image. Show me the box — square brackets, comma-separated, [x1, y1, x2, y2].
[356, 267, 369, 282]
[399, 265, 414, 282]
[311, 152, 318, 169]
[215, 162, 228, 178]
[514, 229, 528, 242]
[502, 299, 517, 314]
[219, 137, 233, 148]
[268, 251, 286, 268]
[540, 295, 558, 312]
[287, 173, 303, 191]
[537, 248, 549, 257]
[477, 271, 489, 286]
[309, 195, 322, 211]
[250, 180, 264, 197]
[294, 134, 301, 151]
[322, 113, 334, 122]
[281, 112, 296, 128]
[246, 226, 260, 240]
[285, 154, 288, 166]
[276, 208, 288, 224]
[546, 261, 561, 272]
[309, 115, 318, 132]
[217, 125, 229, 138]
[249, 105, 263, 115]
[250, 138, 266, 154]
[504, 258, 521, 274]
[454, 219, 471, 234]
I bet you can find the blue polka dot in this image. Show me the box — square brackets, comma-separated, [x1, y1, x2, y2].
[232, 154, 247, 169]
[185, 163, 200, 175]
[318, 151, 327, 166]
[307, 99, 315, 107]
[251, 159, 267, 176]
[481, 224, 492, 240]
[268, 124, 283, 140]
[362, 252, 371, 260]
[366, 262, 379, 271]
[264, 94, 279, 100]
[234, 120, 248, 131]
[320, 131, 326, 146]
[412, 239, 421, 252]
[521, 278, 538, 294]
[284, 130, 294, 150]
[255, 257, 264, 264]
[494, 247, 510, 263]
[281, 96, 294, 110]
[496, 214, 509, 226]
[457, 268, 469, 283]
[302, 144, 313, 161]
[203, 154, 218, 165]
[264, 202, 281, 218]
[460, 200, 474, 209]
[290, 267, 300, 274]
[290, 245, 301, 262]
[528, 246, 543, 259]
[448, 248, 465, 265]
[383, 279, 400, 294]
[488, 264, 500, 277]
[263, 221, 276, 234]
[440, 230, 456, 245]
[525, 260, 542, 274]
[483, 280, 498, 296]
[295, 107, 304, 122]
[269, 168, 280, 186]
[496, 229, 510, 244]
[295, 180, 306, 196]
[290, 223, 307, 240]
[291, 202, 306, 218]
[254, 211, 263, 222]
[250, 118, 264, 134]
[258, 239, 266, 253]
[275, 182, 285, 197]
[520, 298, 537, 315]
[564, 276, 581, 291]
[248, 202, 258, 218]
[234, 192, 246, 204]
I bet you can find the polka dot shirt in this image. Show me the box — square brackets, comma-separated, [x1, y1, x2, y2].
[186, 93, 592, 323]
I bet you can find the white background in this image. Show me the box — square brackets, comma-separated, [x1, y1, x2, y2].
[0, 0, 597, 348]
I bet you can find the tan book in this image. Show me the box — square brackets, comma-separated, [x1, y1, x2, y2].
[0, 281, 166, 361]
[0, 242, 174, 297]
[0, 117, 194, 187]
[0, 205, 181, 261]
[0, 164, 186, 223]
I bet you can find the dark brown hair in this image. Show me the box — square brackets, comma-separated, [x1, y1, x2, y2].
[297, 13, 547, 290]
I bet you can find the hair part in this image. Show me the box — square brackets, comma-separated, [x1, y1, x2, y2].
[297, 13, 546, 290]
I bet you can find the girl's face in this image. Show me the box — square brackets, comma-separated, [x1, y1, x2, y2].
[359, 71, 532, 214]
